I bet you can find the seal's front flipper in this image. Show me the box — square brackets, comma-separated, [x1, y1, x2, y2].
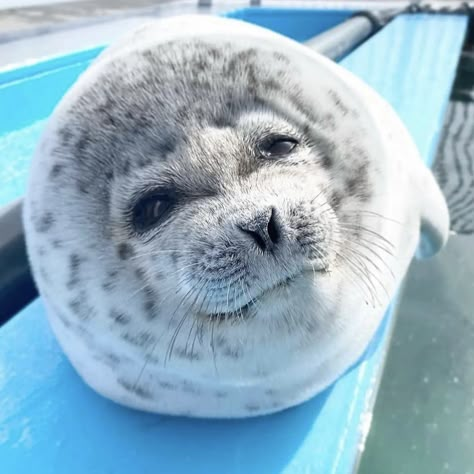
[416, 166, 450, 259]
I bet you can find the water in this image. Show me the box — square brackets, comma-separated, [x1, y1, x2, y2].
[358, 234, 474, 474]
[0, 119, 46, 207]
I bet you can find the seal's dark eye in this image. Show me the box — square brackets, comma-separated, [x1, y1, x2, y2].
[132, 194, 172, 233]
[259, 135, 299, 158]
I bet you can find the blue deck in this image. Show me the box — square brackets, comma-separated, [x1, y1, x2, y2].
[0, 8, 468, 474]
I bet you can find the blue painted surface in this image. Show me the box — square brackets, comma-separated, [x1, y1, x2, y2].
[0, 119, 46, 207]
[0, 10, 468, 474]
[0, 45, 106, 87]
[226, 7, 353, 42]
[341, 13, 467, 167]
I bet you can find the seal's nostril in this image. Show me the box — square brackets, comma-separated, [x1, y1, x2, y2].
[267, 207, 280, 245]
[239, 226, 267, 252]
[238, 206, 281, 252]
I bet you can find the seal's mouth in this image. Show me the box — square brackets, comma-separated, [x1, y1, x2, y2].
[207, 273, 301, 320]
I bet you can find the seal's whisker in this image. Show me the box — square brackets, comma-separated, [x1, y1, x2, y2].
[170, 275, 205, 312]
[184, 315, 198, 357]
[225, 278, 232, 314]
[163, 261, 206, 280]
[234, 280, 245, 325]
[129, 276, 200, 392]
[330, 231, 391, 264]
[154, 271, 209, 369]
[207, 295, 219, 377]
[281, 310, 293, 333]
[317, 204, 336, 218]
[333, 250, 377, 307]
[241, 277, 260, 314]
[165, 277, 208, 365]
[113, 261, 204, 306]
[331, 262, 371, 307]
[315, 243, 372, 306]
[312, 242, 363, 302]
[334, 224, 395, 255]
[171, 271, 209, 323]
[338, 237, 396, 279]
[342, 248, 388, 306]
[335, 223, 396, 250]
[165, 310, 192, 365]
[126, 279, 158, 303]
[172, 264, 206, 297]
[129, 249, 195, 258]
[184, 283, 215, 359]
[191, 318, 205, 357]
[341, 209, 403, 225]
[309, 181, 334, 206]
[339, 233, 395, 259]
[210, 319, 218, 376]
[340, 244, 391, 287]
[238, 279, 252, 321]
[340, 246, 390, 300]
[340, 249, 382, 306]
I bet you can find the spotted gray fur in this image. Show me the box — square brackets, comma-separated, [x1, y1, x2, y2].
[39, 266, 49, 284]
[117, 378, 153, 400]
[121, 331, 155, 349]
[35, 212, 54, 233]
[117, 243, 134, 260]
[51, 239, 63, 249]
[109, 309, 131, 325]
[102, 269, 119, 292]
[134, 268, 146, 280]
[142, 286, 159, 320]
[94, 352, 122, 369]
[56, 310, 72, 328]
[66, 253, 83, 289]
[222, 344, 243, 360]
[181, 381, 200, 395]
[176, 348, 201, 362]
[68, 290, 96, 321]
[159, 381, 177, 391]
[49, 163, 64, 179]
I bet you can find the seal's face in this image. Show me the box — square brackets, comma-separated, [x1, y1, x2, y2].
[114, 108, 339, 322]
[89, 40, 370, 331]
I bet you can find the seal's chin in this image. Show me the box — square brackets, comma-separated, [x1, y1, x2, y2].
[206, 271, 309, 320]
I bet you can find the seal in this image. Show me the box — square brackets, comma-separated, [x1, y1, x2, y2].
[23, 14, 450, 418]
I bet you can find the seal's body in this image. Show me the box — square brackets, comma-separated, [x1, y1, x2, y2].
[23, 15, 449, 418]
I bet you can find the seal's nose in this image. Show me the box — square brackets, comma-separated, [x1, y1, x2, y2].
[237, 206, 281, 252]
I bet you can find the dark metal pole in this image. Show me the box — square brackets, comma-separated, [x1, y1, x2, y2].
[0, 9, 401, 325]
[304, 9, 402, 61]
[0, 199, 37, 325]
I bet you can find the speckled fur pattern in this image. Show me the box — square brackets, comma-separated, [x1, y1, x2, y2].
[23, 15, 450, 418]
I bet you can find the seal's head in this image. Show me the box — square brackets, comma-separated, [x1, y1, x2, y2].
[23, 15, 450, 418]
